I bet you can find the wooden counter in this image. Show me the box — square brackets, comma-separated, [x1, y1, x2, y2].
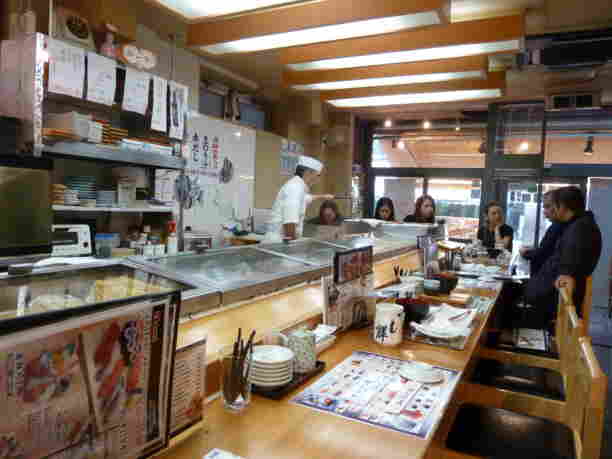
[165, 282, 501, 459]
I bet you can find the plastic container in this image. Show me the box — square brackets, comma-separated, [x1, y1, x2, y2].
[95, 234, 114, 258]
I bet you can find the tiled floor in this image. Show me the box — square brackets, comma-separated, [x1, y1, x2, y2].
[590, 307, 612, 458]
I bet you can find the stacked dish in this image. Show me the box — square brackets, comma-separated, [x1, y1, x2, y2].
[96, 190, 117, 207]
[65, 176, 97, 201]
[250, 345, 294, 389]
[63, 189, 79, 205]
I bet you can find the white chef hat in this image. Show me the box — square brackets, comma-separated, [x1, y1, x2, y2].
[298, 155, 323, 173]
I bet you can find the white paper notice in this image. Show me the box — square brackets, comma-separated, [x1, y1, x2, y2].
[151, 76, 168, 133]
[48, 39, 85, 98]
[169, 81, 188, 140]
[86, 52, 116, 106]
[122, 68, 150, 115]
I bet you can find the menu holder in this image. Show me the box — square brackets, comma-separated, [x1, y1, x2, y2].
[252, 361, 325, 401]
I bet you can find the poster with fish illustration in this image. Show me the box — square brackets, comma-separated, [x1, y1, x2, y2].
[80, 301, 171, 458]
[0, 329, 92, 459]
[0, 298, 176, 459]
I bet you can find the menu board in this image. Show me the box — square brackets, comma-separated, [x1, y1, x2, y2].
[0, 299, 176, 459]
[323, 246, 375, 331]
[292, 351, 460, 439]
[170, 337, 207, 436]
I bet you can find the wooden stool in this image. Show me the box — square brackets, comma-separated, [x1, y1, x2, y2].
[445, 335, 606, 459]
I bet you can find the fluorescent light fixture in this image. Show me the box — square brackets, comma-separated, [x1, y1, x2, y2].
[398, 140, 406, 149]
[423, 120, 431, 129]
[288, 40, 519, 71]
[455, 125, 461, 131]
[155, 0, 303, 20]
[518, 141, 529, 152]
[328, 89, 502, 108]
[384, 119, 393, 128]
[201, 12, 440, 54]
[291, 70, 483, 91]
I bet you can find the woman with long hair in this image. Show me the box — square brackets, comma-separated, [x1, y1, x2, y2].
[477, 201, 514, 252]
[374, 197, 397, 222]
[404, 195, 436, 223]
[308, 200, 343, 225]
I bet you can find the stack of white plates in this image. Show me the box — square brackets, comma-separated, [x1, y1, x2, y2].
[63, 189, 79, 205]
[250, 345, 294, 389]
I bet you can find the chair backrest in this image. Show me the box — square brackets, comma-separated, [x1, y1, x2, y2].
[563, 336, 607, 459]
[555, 287, 575, 362]
[582, 276, 593, 335]
[560, 304, 586, 387]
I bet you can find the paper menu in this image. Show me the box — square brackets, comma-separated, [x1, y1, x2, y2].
[169, 81, 188, 140]
[86, 52, 116, 106]
[152, 76, 168, 133]
[122, 68, 151, 115]
[48, 39, 85, 99]
[0, 328, 92, 459]
[170, 337, 207, 436]
[204, 449, 245, 459]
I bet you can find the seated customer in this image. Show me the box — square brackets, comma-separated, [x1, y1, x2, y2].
[525, 186, 602, 324]
[374, 197, 397, 222]
[307, 200, 343, 226]
[477, 201, 514, 253]
[520, 190, 567, 276]
[404, 195, 436, 223]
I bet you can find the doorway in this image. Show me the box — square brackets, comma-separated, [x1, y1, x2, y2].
[587, 178, 612, 309]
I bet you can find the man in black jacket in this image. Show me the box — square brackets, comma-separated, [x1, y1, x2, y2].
[525, 186, 602, 325]
[520, 191, 567, 276]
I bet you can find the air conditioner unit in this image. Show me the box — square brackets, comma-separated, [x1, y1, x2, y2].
[547, 92, 601, 111]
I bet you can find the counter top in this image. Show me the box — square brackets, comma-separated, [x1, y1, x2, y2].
[165, 282, 501, 459]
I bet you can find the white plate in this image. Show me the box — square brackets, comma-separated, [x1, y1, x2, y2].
[412, 323, 463, 340]
[251, 374, 293, 384]
[399, 363, 443, 384]
[251, 345, 295, 365]
[252, 376, 293, 388]
[251, 365, 292, 375]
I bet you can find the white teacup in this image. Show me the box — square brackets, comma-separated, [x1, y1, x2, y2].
[374, 303, 405, 346]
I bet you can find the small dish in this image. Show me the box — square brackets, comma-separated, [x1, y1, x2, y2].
[252, 345, 295, 366]
[399, 362, 443, 384]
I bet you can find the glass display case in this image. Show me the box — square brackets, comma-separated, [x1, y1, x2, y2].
[0, 261, 192, 333]
[258, 239, 346, 267]
[143, 247, 326, 305]
[332, 237, 414, 261]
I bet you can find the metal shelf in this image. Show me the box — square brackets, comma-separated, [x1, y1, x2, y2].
[53, 205, 173, 213]
[43, 142, 185, 170]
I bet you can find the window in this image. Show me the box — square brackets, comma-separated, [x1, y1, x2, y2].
[428, 178, 481, 240]
[374, 177, 423, 221]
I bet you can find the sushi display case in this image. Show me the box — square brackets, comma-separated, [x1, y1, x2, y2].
[0, 261, 193, 459]
[257, 239, 347, 268]
[141, 246, 328, 305]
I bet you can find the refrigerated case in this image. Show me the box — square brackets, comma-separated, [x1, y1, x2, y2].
[0, 261, 192, 459]
[142, 246, 327, 304]
[257, 239, 347, 267]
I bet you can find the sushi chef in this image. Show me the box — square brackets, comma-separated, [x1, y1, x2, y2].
[265, 156, 333, 242]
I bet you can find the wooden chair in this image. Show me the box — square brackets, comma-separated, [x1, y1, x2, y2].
[581, 276, 593, 335]
[471, 287, 577, 401]
[443, 335, 607, 459]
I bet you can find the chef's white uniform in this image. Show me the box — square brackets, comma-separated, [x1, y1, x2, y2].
[264, 175, 312, 243]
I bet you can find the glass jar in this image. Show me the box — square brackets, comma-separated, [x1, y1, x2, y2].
[95, 234, 114, 258]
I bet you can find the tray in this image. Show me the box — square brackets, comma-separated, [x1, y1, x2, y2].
[252, 360, 326, 400]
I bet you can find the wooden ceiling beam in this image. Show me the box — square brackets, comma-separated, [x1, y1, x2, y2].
[320, 71, 505, 101]
[280, 14, 524, 65]
[282, 55, 488, 87]
[188, 0, 450, 48]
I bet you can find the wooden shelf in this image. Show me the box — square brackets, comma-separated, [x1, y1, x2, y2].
[53, 205, 173, 213]
[43, 142, 185, 170]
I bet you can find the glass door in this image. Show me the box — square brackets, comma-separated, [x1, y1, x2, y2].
[506, 181, 540, 252]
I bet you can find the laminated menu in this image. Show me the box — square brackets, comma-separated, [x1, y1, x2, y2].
[0, 299, 175, 459]
[170, 337, 207, 436]
[292, 351, 460, 439]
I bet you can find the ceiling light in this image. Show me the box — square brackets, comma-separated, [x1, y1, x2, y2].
[518, 141, 529, 152]
[423, 120, 431, 129]
[398, 140, 406, 149]
[384, 119, 393, 128]
[155, 0, 304, 20]
[455, 119, 461, 131]
[584, 136, 594, 155]
[235, 131, 242, 137]
[201, 12, 441, 54]
[288, 40, 519, 71]
[292, 71, 484, 91]
[328, 89, 502, 108]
